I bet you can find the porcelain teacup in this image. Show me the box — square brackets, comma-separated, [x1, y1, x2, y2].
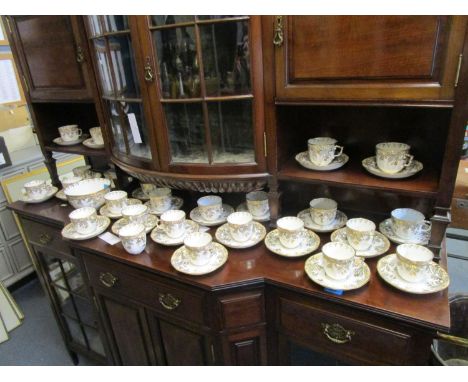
[322, 242, 356, 281]
[227, 212, 254, 242]
[69, 207, 97, 235]
[346, 218, 376, 251]
[149, 187, 172, 212]
[104, 190, 128, 214]
[277, 216, 304, 249]
[375, 142, 413, 174]
[246, 191, 269, 218]
[184, 232, 213, 266]
[61, 176, 82, 191]
[89, 126, 104, 145]
[119, 223, 146, 255]
[197, 195, 223, 222]
[141, 183, 157, 196]
[396, 244, 433, 283]
[23, 179, 49, 200]
[73, 165, 93, 179]
[122, 204, 148, 225]
[160, 210, 186, 239]
[309, 198, 337, 226]
[307, 137, 344, 167]
[58, 124, 82, 142]
[391, 208, 431, 242]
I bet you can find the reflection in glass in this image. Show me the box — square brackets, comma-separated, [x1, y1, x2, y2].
[93, 38, 114, 96]
[107, 101, 126, 153]
[103, 15, 129, 32]
[200, 21, 251, 96]
[121, 102, 152, 159]
[164, 103, 207, 163]
[153, 27, 200, 99]
[209, 100, 255, 163]
[64, 317, 86, 347]
[197, 16, 244, 21]
[86, 326, 106, 356]
[151, 15, 194, 26]
[88, 16, 102, 37]
[108, 35, 140, 98]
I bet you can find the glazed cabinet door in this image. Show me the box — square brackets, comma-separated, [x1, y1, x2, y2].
[6, 16, 94, 101]
[273, 16, 467, 103]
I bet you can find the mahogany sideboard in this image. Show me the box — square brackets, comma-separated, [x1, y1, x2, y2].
[8, 198, 450, 365]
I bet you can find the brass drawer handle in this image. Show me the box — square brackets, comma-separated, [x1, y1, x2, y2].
[99, 272, 118, 288]
[273, 16, 284, 47]
[76, 45, 85, 63]
[158, 293, 181, 311]
[437, 331, 468, 347]
[39, 233, 52, 245]
[322, 323, 354, 344]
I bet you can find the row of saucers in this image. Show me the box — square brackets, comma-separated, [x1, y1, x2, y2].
[53, 124, 104, 149]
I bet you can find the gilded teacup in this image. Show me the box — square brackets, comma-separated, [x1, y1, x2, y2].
[104, 190, 128, 214]
[58, 124, 82, 142]
[307, 137, 344, 167]
[89, 126, 104, 145]
[69, 207, 97, 235]
[23, 179, 49, 200]
[375, 142, 413, 174]
[322, 242, 355, 281]
[149, 187, 172, 212]
[277, 216, 304, 249]
[391, 208, 431, 242]
[141, 183, 157, 196]
[246, 191, 269, 218]
[61, 176, 82, 191]
[119, 223, 146, 255]
[309, 198, 337, 226]
[346, 218, 375, 251]
[160, 210, 186, 239]
[197, 195, 223, 222]
[73, 165, 93, 179]
[122, 204, 148, 225]
[184, 232, 213, 266]
[227, 212, 253, 242]
[396, 244, 433, 283]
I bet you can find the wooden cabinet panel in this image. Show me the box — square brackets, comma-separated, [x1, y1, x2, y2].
[21, 218, 70, 256]
[221, 327, 267, 366]
[218, 290, 265, 329]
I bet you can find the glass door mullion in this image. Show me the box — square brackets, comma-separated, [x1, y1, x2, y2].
[116, 102, 131, 154]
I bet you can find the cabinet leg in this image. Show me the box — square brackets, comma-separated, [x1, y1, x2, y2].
[43, 151, 60, 187]
[429, 207, 451, 261]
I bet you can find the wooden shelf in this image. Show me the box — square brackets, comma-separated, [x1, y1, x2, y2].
[44, 143, 108, 157]
[278, 157, 439, 198]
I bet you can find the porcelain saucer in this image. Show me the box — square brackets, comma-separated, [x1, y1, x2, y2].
[362, 156, 423, 179]
[82, 137, 104, 149]
[55, 189, 67, 201]
[297, 209, 347, 233]
[53, 135, 88, 146]
[295, 152, 349, 171]
[171, 242, 228, 276]
[379, 218, 429, 245]
[150, 220, 199, 246]
[330, 228, 390, 258]
[111, 214, 159, 235]
[215, 221, 267, 249]
[305, 253, 371, 291]
[144, 196, 184, 215]
[21, 186, 58, 204]
[132, 188, 151, 201]
[265, 229, 320, 258]
[377, 254, 449, 294]
[236, 202, 270, 222]
[61, 216, 111, 240]
[99, 199, 142, 219]
[190, 204, 235, 227]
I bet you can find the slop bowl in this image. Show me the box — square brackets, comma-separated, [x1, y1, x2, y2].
[64, 178, 111, 209]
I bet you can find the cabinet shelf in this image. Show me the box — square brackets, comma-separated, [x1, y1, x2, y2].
[44, 143, 108, 157]
[278, 157, 439, 198]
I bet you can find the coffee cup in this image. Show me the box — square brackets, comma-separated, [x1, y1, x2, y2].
[160, 210, 186, 239]
[69, 207, 97, 235]
[89, 126, 104, 145]
[309, 198, 337, 226]
[322, 242, 355, 280]
[23, 179, 49, 200]
[197, 195, 223, 222]
[396, 244, 433, 283]
[73, 165, 93, 179]
[104, 190, 128, 214]
[149, 188, 172, 212]
[119, 223, 146, 255]
[375, 142, 413, 174]
[184, 232, 213, 266]
[141, 183, 157, 196]
[277, 216, 304, 249]
[61, 176, 82, 191]
[58, 125, 82, 142]
[122, 204, 148, 225]
[246, 191, 269, 218]
[227, 212, 253, 242]
[308, 137, 344, 167]
[346, 218, 375, 251]
[391, 208, 431, 242]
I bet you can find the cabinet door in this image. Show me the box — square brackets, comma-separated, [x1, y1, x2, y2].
[274, 16, 467, 103]
[8, 16, 94, 101]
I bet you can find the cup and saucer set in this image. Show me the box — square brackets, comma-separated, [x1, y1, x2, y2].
[265, 216, 320, 258]
[132, 183, 161, 201]
[377, 244, 449, 294]
[56, 166, 103, 201]
[83, 127, 105, 149]
[215, 212, 266, 249]
[190, 195, 234, 227]
[111, 204, 158, 235]
[295, 137, 349, 171]
[379, 208, 431, 246]
[99, 190, 142, 219]
[362, 142, 423, 179]
[171, 232, 228, 276]
[305, 242, 371, 291]
[62, 207, 111, 240]
[143, 187, 183, 215]
[53, 124, 88, 146]
[331, 218, 390, 258]
[297, 197, 347, 233]
[236, 191, 271, 222]
[151, 210, 199, 246]
[21, 179, 58, 204]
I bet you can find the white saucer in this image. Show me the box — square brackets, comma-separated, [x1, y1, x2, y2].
[305, 253, 371, 291]
[53, 135, 88, 146]
[99, 199, 142, 219]
[295, 152, 349, 171]
[171, 242, 228, 276]
[330, 228, 390, 258]
[377, 254, 449, 294]
[21, 186, 58, 204]
[297, 209, 347, 233]
[379, 218, 430, 245]
[61, 216, 111, 240]
[190, 204, 235, 227]
[111, 214, 159, 235]
[215, 221, 267, 249]
[82, 137, 104, 149]
[236, 202, 270, 222]
[362, 156, 423, 179]
[144, 196, 184, 215]
[55, 189, 67, 201]
[150, 220, 199, 246]
[132, 188, 150, 201]
[265, 229, 320, 258]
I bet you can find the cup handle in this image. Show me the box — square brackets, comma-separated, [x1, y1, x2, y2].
[419, 220, 432, 232]
[334, 145, 344, 158]
[403, 154, 414, 168]
[77, 128, 82, 137]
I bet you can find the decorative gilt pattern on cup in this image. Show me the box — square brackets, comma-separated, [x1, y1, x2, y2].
[58, 124, 82, 142]
[104, 190, 128, 214]
[197, 195, 223, 222]
[307, 137, 344, 167]
[246, 191, 269, 218]
[277, 216, 304, 249]
[141, 183, 157, 196]
[227, 212, 253, 242]
[122, 204, 148, 225]
[391, 208, 431, 242]
[346, 218, 376, 251]
[73, 165, 92, 179]
[61, 176, 82, 191]
[160, 210, 186, 239]
[322, 242, 356, 281]
[396, 244, 433, 283]
[149, 187, 172, 211]
[184, 232, 213, 266]
[89, 126, 104, 145]
[309, 198, 337, 226]
[69, 207, 97, 235]
[23, 180, 49, 200]
[119, 223, 146, 255]
[375, 142, 413, 174]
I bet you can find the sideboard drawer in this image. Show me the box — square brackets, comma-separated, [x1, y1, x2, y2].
[278, 297, 412, 365]
[83, 253, 206, 325]
[21, 218, 70, 255]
